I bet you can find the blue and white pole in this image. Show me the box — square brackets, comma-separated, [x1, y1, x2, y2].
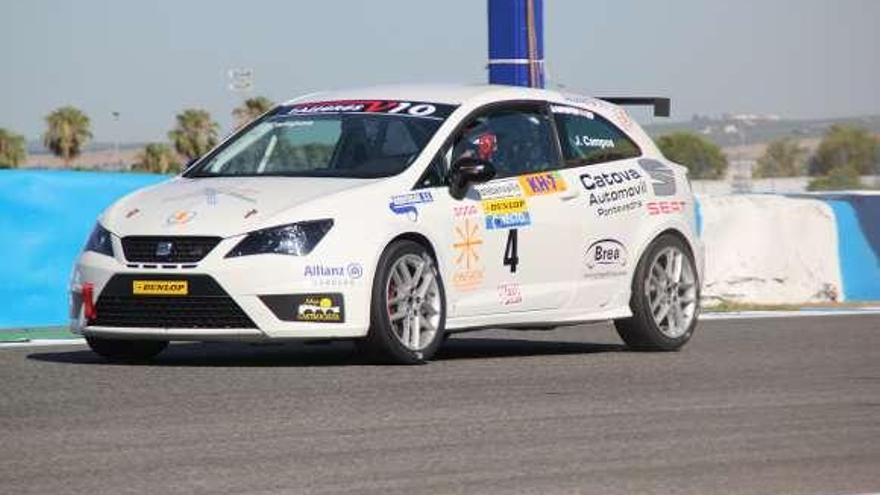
[487, 0, 544, 88]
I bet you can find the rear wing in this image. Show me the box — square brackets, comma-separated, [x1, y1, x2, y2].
[598, 97, 671, 117]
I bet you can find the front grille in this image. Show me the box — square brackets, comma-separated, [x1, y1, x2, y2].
[121, 236, 221, 263]
[92, 274, 257, 329]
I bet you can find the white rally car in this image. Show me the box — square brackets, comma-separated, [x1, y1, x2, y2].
[71, 84, 703, 364]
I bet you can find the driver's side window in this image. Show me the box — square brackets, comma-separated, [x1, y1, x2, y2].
[450, 106, 560, 179]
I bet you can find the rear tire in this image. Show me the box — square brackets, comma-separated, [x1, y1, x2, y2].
[614, 234, 700, 351]
[86, 336, 168, 361]
[361, 240, 446, 364]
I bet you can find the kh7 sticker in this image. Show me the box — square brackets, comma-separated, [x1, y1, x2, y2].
[481, 197, 531, 230]
[389, 191, 433, 221]
[519, 172, 567, 196]
[452, 217, 484, 291]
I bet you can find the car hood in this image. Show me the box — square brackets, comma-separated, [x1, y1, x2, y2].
[103, 176, 379, 237]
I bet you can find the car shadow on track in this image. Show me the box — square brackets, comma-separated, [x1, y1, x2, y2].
[26, 337, 625, 367]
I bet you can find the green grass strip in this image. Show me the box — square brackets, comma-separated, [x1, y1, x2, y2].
[0, 326, 79, 342]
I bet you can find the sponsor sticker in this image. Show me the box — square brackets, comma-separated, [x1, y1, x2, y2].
[453, 204, 479, 218]
[166, 210, 197, 226]
[647, 201, 687, 215]
[294, 294, 344, 323]
[497, 282, 523, 306]
[132, 280, 188, 296]
[481, 197, 526, 215]
[485, 212, 531, 230]
[475, 179, 523, 200]
[303, 263, 364, 287]
[519, 172, 567, 196]
[283, 100, 456, 120]
[389, 191, 433, 221]
[579, 167, 647, 218]
[452, 218, 484, 291]
[584, 239, 628, 278]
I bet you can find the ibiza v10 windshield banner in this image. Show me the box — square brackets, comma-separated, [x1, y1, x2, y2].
[281, 100, 458, 120]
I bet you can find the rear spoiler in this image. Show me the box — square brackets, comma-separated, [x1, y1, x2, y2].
[598, 97, 671, 117]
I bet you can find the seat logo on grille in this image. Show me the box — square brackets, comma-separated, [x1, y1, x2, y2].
[156, 241, 174, 257]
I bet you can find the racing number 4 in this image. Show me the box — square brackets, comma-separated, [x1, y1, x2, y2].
[503, 229, 519, 273]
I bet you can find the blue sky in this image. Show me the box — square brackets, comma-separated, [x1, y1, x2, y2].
[2, 0, 879, 143]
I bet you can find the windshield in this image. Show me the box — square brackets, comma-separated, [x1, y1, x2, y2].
[186, 100, 456, 179]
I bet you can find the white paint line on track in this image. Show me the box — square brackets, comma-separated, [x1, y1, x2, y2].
[0, 338, 86, 348]
[701, 307, 880, 320]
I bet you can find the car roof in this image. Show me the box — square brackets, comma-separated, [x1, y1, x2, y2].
[284, 83, 580, 107]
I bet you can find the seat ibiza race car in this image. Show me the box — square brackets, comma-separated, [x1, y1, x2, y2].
[71, 84, 703, 364]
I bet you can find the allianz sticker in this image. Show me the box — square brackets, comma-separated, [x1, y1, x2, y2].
[303, 262, 364, 287]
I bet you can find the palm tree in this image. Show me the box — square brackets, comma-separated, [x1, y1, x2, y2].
[132, 143, 181, 174]
[168, 109, 219, 162]
[0, 128, 27, 169]
[43, 106, 92, 167]
[233, 96, 274, 128]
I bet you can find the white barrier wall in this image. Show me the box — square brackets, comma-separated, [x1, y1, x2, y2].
[699, 195, 843, 305]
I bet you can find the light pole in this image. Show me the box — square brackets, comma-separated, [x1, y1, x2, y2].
[111, 111, 120, 169]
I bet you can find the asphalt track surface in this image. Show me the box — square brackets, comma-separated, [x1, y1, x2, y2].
[1, 315, 879, 495]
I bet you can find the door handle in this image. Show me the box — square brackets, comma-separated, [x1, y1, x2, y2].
[559, 187, 580, 201]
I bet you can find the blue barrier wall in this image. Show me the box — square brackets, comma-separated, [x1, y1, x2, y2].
[824, 195, 880, 300]
[0, 170, 167, 328]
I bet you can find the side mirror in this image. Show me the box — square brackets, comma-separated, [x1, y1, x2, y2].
[448, 157, 496, 200]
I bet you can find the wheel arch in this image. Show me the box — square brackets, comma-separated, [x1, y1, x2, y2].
[631, 222, 702, 287]
[387, 232, 439, 263]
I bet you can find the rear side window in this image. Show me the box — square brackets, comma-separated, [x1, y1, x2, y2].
[552, 106, 641, 166]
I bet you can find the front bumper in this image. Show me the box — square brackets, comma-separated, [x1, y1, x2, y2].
[70, 239, 374, 341]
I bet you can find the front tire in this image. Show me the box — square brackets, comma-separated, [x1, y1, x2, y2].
[361, 240, 446, 364]
[86, 336, 168, 361]
[614, 234, 700, 351]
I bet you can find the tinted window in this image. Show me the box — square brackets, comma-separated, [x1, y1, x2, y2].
[451, 108, 560, 178]
[552, 106, 640, 166]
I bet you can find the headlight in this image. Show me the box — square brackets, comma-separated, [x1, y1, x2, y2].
[226, 219, 334, 257]
[84, 223, 114, 257]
